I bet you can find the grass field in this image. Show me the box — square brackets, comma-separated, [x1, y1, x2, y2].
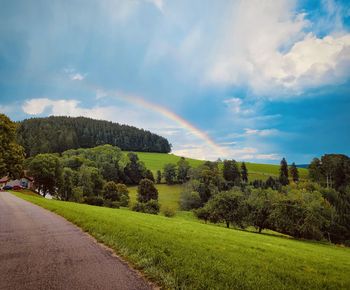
[128, 184, 182, 211]
[127, 152, 309, 181]
[13, 191, 350, 290]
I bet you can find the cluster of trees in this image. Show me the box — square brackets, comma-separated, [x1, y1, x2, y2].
[195, 184, 334, 241]
[17, 116, 171, 156]
[249, 159, 299, 190]
[183, 156, 350, 244]
[308, 154, 350, 243]
[25, 145, 161, 211]
[0, 114, 25, 179]
[179, 160, 251, 210]
[161, 157, 191, 185]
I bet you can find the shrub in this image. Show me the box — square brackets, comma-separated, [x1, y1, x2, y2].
[194, 207, 211, 223]
[162, 206, 176, 217]
[132, 199, 160, 214]
[84, 196, 104, 206]
[180, 190, 202, 210]
[103, 200, 120, 208]
[137, 179, 158, 203]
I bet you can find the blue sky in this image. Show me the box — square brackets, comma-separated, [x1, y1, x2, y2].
[1, 0, 350, 163]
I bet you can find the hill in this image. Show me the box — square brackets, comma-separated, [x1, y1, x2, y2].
[129, 152, 309, 181]
[17, 116, 171, 157]
[14, 191, 350, 290]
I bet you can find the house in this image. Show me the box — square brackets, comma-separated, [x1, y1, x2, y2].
[0, 173, 34, 190]
[0, 176, 9, 189]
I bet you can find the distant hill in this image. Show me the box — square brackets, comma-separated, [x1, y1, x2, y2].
[131, 152, 309, 181]
[296, 164, 309, 169]
[17, 116, 171, 157]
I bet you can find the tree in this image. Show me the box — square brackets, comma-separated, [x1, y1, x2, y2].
[265, 176, 280, 190]
[204, 189, 247, 228]
[177, 157, 190, 183]
[0, 114, 25, 179]
[223, 160, 241, 186]
[308, 154, 350, 191]
[180, 190, 202, 210]
[145, 169, 155, 182]
[270, 189, 333, 240]
[289, 162, 299, 182]
[241, 162, 248, 183]
[103, 181, 130, 206]
[163, 163, 177, 185]
[309, 158, 322, 183]
[58, 167, 76, 201]
[103, 181, 120, 201]
[247, 188, 277, 233]
[134, 179, 160, 214]
[137, 178, 158, 203]
[156, 170, 162, 184]
[124, 153, 146, 184]
[28, 153, 62, 197]
[78, 166, 104, 197]
[279, 158, 289, 186]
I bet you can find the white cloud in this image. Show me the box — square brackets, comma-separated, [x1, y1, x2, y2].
[256, 154, 280, 160]
[70, 73, 85, 81]
[200, 0, 350, 96]
[223, 98, 254, 115]
[244, 128, 279, 137]
[96, 89, 108, 99]
[146, 0, 164, 12]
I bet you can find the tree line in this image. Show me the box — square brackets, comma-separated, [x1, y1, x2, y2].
[178, 156, 350, 244]
[16, 116, 171, 156]
[24, 145, 162, 213]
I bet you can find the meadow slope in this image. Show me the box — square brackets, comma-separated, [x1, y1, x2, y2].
[13, 191, 350, 290]
[128, 152, 309, 181]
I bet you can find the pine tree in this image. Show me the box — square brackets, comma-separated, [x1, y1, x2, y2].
[289, 162, 299, 182]
[279, 158, 289, 186]
[156, 170, 162, 184]
[241, 162, 248, 183]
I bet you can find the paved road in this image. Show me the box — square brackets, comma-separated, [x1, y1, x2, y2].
[0, 192, 152, 290]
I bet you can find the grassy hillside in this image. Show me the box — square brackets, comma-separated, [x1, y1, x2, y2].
[14, 191, 350, 290]
[128, 152, 309, 181]
[128, 184, 182, 211]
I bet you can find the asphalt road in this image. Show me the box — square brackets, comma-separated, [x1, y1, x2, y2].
[0, 192, 153, 290]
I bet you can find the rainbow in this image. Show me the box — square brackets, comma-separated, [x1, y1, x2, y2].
[69, 78, 227, 157]
[111, 90, 227, 157]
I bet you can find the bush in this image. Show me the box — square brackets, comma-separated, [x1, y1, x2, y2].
[132, 199, 160, 214]
[162, 206, 176, 217]
[103, 200, 120, 208]
[84, 196, 104, 206]
[194, 207, 211, 223]
[137, 179, 158, 203]
[180, 190, 202, 210]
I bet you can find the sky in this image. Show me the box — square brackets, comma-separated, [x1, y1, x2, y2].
[1, 0, 350, 163]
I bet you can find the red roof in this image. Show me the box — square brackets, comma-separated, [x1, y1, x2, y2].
[0, 176, 9, 183]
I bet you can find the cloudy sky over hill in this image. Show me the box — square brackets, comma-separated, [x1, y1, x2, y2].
[1, 0, 349, 163]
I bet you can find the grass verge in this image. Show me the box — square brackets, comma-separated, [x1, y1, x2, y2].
[12, 191, 350, 290]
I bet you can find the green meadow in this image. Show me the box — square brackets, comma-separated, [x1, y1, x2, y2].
[128, 184, 182, 211]
[127, 151, 309, 181]
[13, 191, 350, 290]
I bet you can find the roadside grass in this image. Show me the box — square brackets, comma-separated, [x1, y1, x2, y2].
[126, 152, 309, 181]
[13, 191, 350, 290]
[128, 184, 182, 211]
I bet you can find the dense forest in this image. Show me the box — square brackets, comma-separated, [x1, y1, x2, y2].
[16, 116, 171, 156]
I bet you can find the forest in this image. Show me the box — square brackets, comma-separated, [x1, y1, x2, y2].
[16, 116, 172, 156]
